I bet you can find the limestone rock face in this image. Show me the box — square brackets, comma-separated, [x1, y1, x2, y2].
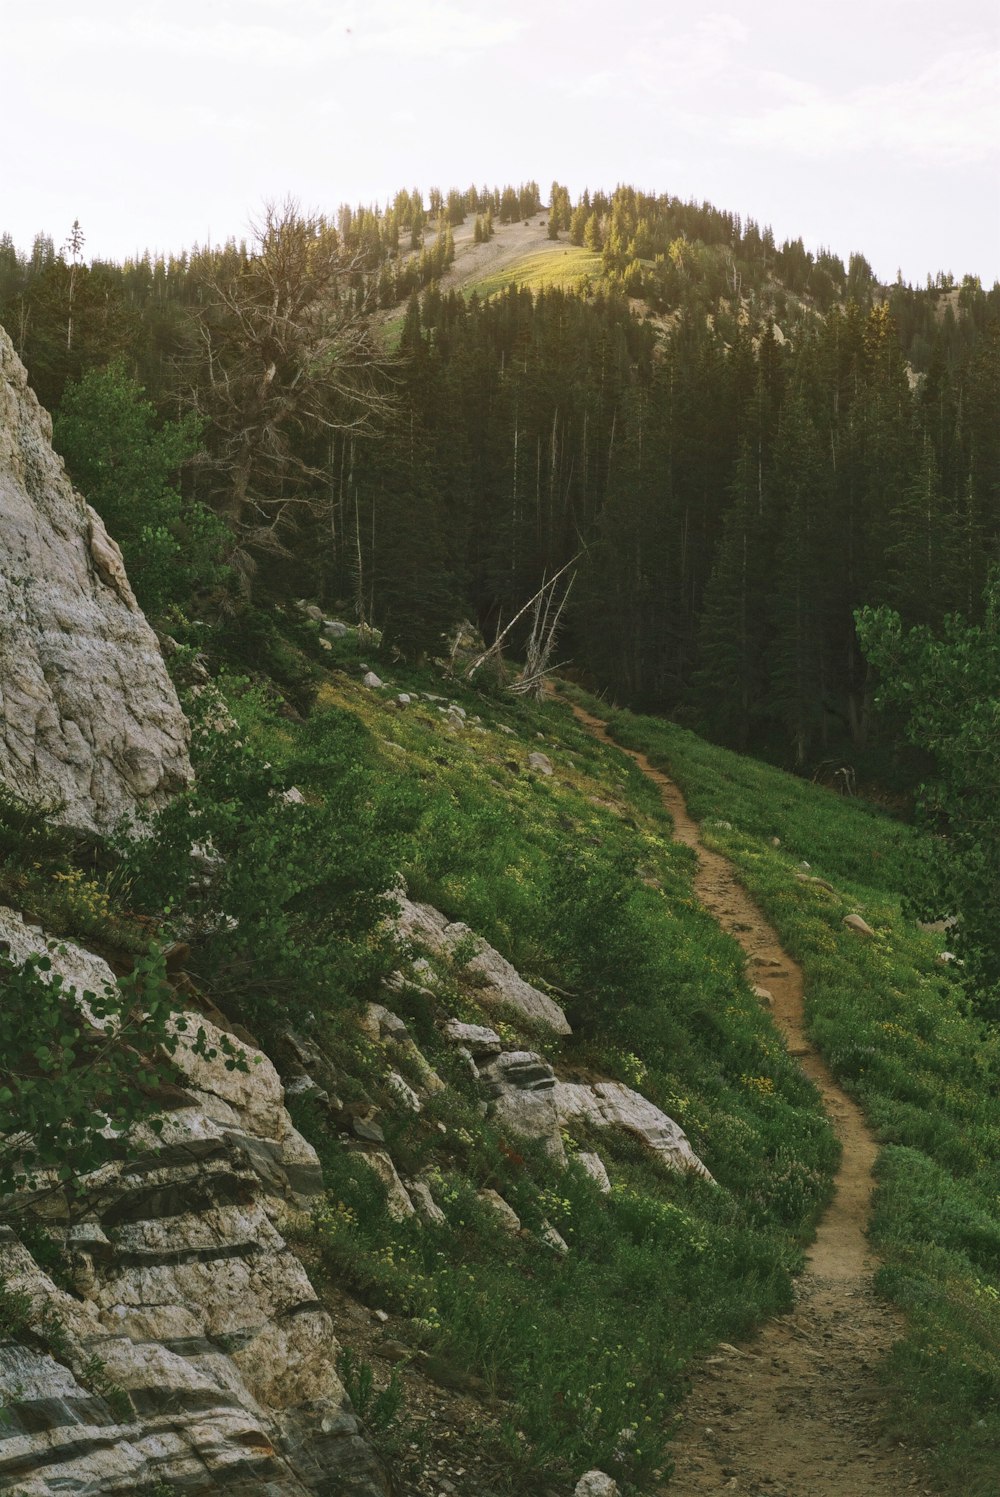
[0, 912, 390, 1496]
[0, 326, 191, 833]
[472, 1041, 713, 1181]
[394, 892, 571, 1035]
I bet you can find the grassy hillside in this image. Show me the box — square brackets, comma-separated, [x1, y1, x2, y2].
[462, 245, 604, 300]
[6, 607, 997, 1491]
[587, 691, 1000, 1496]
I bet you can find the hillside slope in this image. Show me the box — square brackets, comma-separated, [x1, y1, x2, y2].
[594, 693, 1000, 1496]
[4, 564, 997, 1492]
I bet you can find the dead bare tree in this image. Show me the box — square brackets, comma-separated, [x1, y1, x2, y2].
[185, 199, 396, 583]
[465, 554, 580, 697]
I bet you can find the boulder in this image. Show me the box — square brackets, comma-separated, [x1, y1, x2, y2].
[843, 913, 875, 937]
[352, 1150, 416, 1221]
[476, 1188, 521, 1234]
[442, 1019, 503, 1057]
[796, 871, 836, 894]
[575, 1472, 619, 1497]
[406, 1178, 447, 1226]
[363, 1001, 445, 1095]
[0, 327, 191, 833]
[394, 894, 571, 1035]
[387, 1070, 422, 1113]
[554, 1079, 712, 1181]
[478, 1051, 563, 1160]
[362, 671, 383, 689]
[527, 751, 554, 775]
[576, 1151, 612, 1193]
[540, 1220, 569, 1255]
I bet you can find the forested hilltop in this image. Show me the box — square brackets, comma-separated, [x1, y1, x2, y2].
[2, 181, 998, 768]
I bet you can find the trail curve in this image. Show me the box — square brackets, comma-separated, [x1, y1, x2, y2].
[565, 700, 931, 1497]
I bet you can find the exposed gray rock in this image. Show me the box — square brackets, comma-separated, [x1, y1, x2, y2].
[323, 619, 349, 637]
[477, 1051, 564, 1161]
[796, 871, 836, 894]
[477, 1188, 521, 1234]
[476, 1046, 711, 1180]
[527, 751, 554, 775]
[387, 1070, 422, 1113]
[393, 893, 571, 1035]
[362, 1001, 445, 1095]
[539, 1219, 569, 1254]
[362, 671, 383, 689]
[353, 1148, 416, 1221]
[0, 326, 191, 833]
[576, 1151, 612, 1193]
[396, 692, 412, 706]
[0, 911, 390, 1495]
[441, 1019, 503, 1056]
[406, 1177, 447, 1226]
[575, 1470, 620, 1496]
[843, 912, 875, 937]
[554, 1080, 713, 1181]
[284, 1073, 329, 1105]
[917, 913, 959, 934]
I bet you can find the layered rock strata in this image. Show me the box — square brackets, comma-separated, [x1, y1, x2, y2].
[0, 911, 389, 1496]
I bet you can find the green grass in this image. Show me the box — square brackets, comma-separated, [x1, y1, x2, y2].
[224, 636, 839, 1488]
[581, 691, 1000, 1496]
[20, 604, 950, 1488]
[464, 246, 603, 300]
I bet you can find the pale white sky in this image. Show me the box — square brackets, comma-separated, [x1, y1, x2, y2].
[3, 0, 999, 284]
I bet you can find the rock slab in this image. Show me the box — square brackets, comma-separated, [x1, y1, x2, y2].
[0, 325, 191, 833]
[0, 910, 389, 1496]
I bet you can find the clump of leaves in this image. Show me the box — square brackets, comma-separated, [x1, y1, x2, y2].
[0, 947, 244, 1209]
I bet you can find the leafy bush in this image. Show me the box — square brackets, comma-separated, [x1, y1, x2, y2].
[116, 678, 410, 1040]
[53, 361, 227, 617]
[0, 949, 178, 1204]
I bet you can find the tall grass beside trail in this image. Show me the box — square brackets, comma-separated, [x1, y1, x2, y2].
[157, 625, 839, 1491]
[589, 693, 1000, 1497]
[285, 660, 839, 1489]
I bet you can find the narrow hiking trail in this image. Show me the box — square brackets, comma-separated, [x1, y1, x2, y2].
[565, 702, 933, 1497]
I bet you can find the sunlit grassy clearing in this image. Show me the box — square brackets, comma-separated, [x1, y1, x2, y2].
[466, 246, 603, 300]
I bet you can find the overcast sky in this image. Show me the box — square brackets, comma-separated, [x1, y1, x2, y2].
[4, 0, 998, 284]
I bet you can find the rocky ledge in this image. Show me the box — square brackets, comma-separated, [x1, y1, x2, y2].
[0, 909, 389, 1496]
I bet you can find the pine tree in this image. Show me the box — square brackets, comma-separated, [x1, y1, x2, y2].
[694, 442, 769, 745]
[763, 393, 833, 765]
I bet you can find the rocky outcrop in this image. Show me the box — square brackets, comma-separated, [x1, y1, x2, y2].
[439, 1025, 711, 1180]
[394, 892, 571, 1035]
[0, 327, 191, 834]
[0, 912, 390, 1496]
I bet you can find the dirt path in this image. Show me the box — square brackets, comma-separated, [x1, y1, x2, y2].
[565, 702, 931, 1497]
